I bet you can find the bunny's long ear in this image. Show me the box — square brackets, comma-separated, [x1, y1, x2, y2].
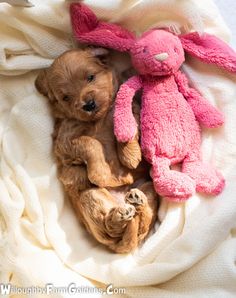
[179, 32, 236, 73]
[70, 3, 135, 52]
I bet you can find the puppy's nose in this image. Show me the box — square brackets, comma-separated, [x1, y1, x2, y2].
[155, 52, 168, 61]
[82, 99, 96, 112]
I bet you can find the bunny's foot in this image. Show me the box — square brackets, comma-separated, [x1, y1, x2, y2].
[182, 160, 225, 195]
[151, 157, 196, 202]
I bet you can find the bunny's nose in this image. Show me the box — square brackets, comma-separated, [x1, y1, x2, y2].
[155, 52, 169, 61]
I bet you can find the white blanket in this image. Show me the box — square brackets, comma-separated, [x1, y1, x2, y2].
[0, 0, 236, 297]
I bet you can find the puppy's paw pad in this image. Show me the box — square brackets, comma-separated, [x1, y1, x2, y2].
[115, 205, 135, 221]
[125, 188, 146, 205]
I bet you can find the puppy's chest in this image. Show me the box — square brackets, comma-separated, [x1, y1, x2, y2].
[58, 119, 89, 141]
[90, 116, 118, 158]
[58, 115, 117, 159]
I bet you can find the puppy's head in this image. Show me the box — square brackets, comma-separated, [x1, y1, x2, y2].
[35, 48, 117, 121]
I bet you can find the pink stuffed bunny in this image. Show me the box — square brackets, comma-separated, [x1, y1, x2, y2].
[70, 3, 236, 201]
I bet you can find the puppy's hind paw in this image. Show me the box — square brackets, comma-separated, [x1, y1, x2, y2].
[125, 188, 146, 205]
[112, 205, 136, 222]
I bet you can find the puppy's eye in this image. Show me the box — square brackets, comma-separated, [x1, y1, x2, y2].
[63, 95, 71, 102]
[87, 74, 95, 82]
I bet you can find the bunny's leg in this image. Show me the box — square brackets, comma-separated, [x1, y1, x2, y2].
[151, 157, 196, 202]
[182, 151, 225, 195]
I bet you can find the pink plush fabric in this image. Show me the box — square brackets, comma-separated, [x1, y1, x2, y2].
[180, 32, 236, 73]
[70, 3, 236, 201]
[70, 3, 135, 52]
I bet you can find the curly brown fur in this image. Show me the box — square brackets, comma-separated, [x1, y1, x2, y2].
[35, 48, 158, 253]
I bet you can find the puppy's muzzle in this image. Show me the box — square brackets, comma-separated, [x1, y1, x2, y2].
[82, 99, 97, 112]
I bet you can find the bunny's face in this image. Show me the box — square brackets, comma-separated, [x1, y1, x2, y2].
[130, 30, 185, 76]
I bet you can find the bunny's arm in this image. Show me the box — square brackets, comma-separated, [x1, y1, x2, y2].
[174, 71, 224, 128]
[114, 75, 142, 142]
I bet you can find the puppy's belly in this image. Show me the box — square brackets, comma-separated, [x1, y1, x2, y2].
[108, 187, 129, 206]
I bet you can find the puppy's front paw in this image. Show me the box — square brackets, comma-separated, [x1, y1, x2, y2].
[117, 141, 141, 169]
[121, 155, 141, 169]
[125, 188, 146, 205]
[88, 171, 108, 188]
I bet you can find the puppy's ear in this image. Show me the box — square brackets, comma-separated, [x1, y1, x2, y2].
[35, 69, 49, 96]
[87, 47, 110, 65]
[89, 47, 109, 57]
[35, 68, 56, 103]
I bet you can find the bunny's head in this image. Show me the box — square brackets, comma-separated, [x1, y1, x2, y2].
[70, 3, 236, 76]
[130, 29, 184, 75]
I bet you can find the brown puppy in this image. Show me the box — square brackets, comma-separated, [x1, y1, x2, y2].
[35, 48, 158, 253]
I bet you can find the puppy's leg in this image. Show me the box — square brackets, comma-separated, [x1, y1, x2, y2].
[117, 137, 142, 169]
[125, 182, 158, 242]
[107, 216, 140, 254]
[105, 205, 135, 238]
[72, 187, 139, 253]
[59, 165, 92, 193]
[54, 134, 83, 166]
[117, 102, 141, 169]
[72, 136, 133, 187]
